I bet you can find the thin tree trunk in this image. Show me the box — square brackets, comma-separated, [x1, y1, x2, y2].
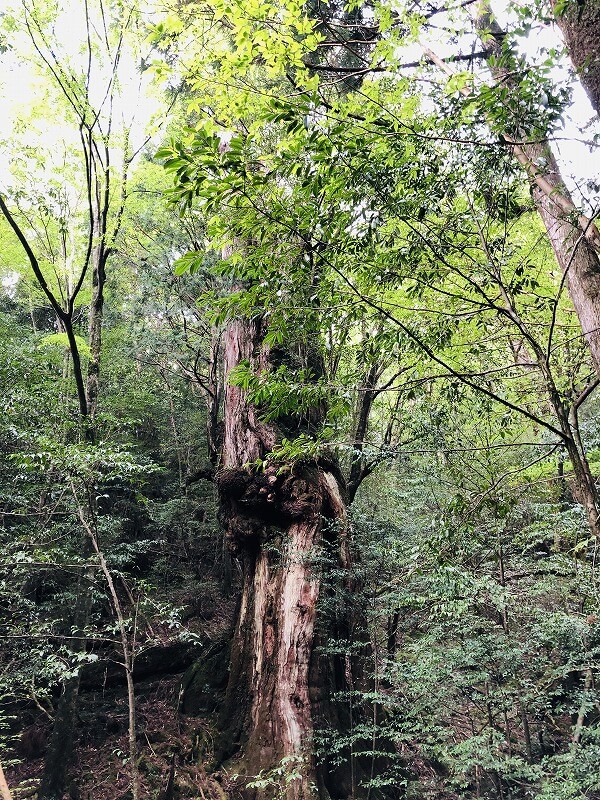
[573, 667, 594, 744]
[557, 454, 571, 510]
[85, 248, 106, 422]
[348, 361, 379, 502]
[498, 543, 509, 633]
[519, 699, 533, 764]
[72, 483, 140, 800]
[562, 423, 600, 540]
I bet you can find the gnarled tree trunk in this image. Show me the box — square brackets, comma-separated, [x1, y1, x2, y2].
[216, 315, 347, 799]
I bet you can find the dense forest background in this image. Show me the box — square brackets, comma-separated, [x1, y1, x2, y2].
[1, 0, 600, 799]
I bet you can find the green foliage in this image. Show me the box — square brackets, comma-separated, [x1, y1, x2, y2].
[228, 360, 348, 424]
[38, 332, 91, 360]
[3, 0, 600, 797]
[243, 755, 313, 797]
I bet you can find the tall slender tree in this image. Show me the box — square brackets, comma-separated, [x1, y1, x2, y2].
[0, 3, 159, 796]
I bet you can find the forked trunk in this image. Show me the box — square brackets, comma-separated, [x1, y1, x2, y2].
[216, 316, 345, 798]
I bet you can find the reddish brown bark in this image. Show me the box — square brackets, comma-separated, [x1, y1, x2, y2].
[0, 760, 13, 800]
[217, 314, 346, 799]
[221, 317, 276, 469]
[220, 472, 345, 799]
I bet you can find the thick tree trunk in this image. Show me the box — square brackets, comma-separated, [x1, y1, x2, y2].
[475, 2, 600, 375]
[220, 476, 343, 799]
[531, 151, 600, 374]
[551, 0, 600, 117]
[216, 315, 346, 799]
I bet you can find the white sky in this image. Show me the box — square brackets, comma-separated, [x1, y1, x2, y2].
[408, 0, 600, 210]
[0, 1, 164, 188]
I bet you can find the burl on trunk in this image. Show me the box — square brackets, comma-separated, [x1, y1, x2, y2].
[216, 317, 346, 800]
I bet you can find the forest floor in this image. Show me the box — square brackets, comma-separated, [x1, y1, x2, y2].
[12, 678, 232, 800]
[7, 569, 238, 800]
